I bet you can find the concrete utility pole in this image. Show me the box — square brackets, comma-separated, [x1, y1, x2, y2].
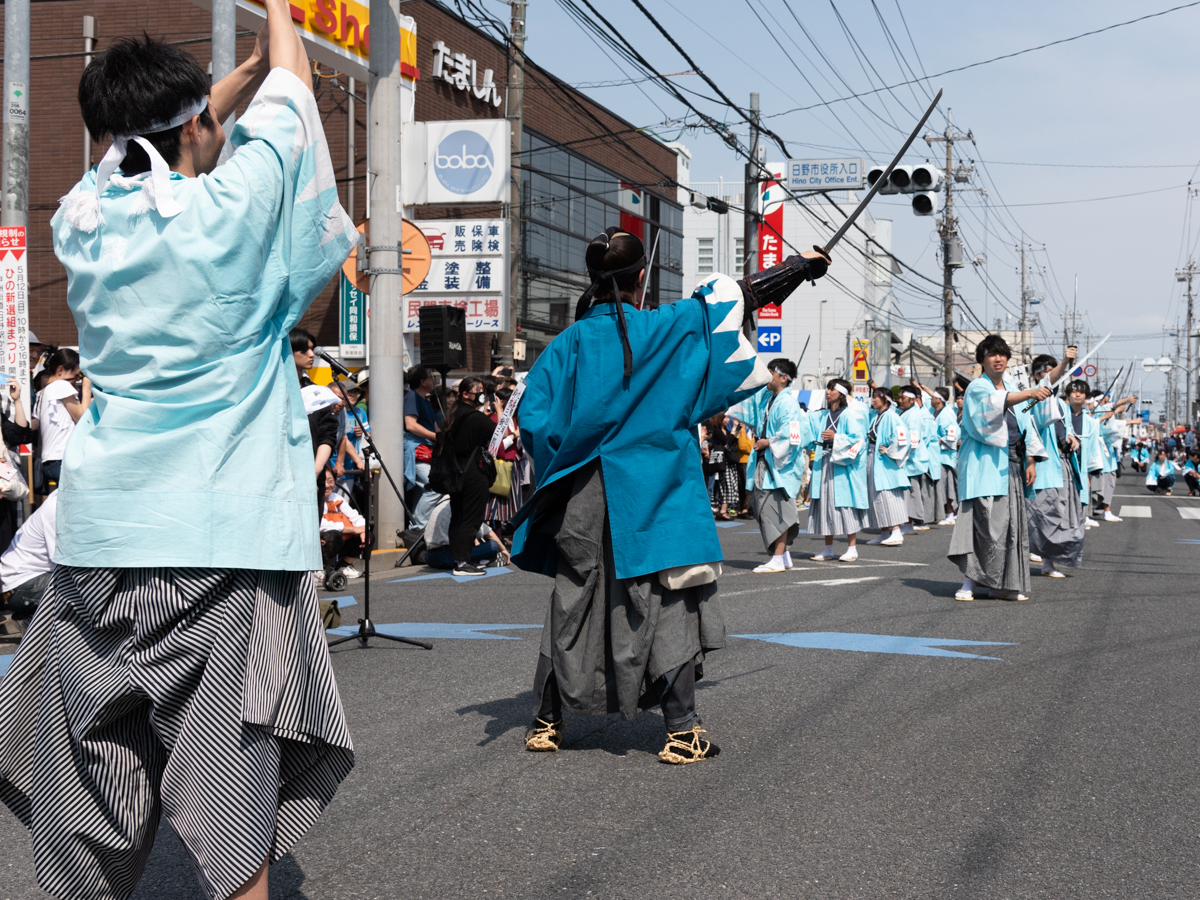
[503, 0, 525, 369]
[743, 92, 759, 280]
[1018, 238, 1027, 359]
[348, 76, 356, 221]
[211, 0, 237, 163]
[1177, 259, 1197, 425]
[82, 16, 96, 174]
[925, 110, 970, 387]
[2, 0, 29, 229]
[369, 0, 407, 543]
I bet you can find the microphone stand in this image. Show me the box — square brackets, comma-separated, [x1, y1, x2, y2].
[319, 351, 431, 652]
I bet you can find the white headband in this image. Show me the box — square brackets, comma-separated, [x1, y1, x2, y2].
[93, 95, 210, 223]
[833, 383, 850, 397]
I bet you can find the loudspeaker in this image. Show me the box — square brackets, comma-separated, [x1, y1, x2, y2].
[418, 304, 467, 369]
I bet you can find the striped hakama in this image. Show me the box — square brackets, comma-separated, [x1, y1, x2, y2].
[808, 449, 868, 537]
[866, 446, 908, 531]
[1027, 449, 1084, 569]
[906, 473, 935, 522]
[937, 465, 958, 512]
[0, 567, 354, 900]
[948, 447, 1031, 595]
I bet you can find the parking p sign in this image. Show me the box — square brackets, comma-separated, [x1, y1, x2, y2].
[757, 326, 782, 353]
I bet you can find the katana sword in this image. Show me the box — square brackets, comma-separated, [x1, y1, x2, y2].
[816, 87, 943, 258]
[1023, 332, 1111, 410]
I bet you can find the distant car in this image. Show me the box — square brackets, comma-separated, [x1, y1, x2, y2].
[425, 231, 444, 251]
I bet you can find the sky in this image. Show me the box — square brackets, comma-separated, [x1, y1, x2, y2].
[481, 0, 1200, 411]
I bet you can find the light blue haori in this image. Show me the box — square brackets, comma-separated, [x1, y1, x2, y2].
[920, 404, 941, 482]
[899, 405, 927, 477]
[734, 384, 807, 497]
[512, 274, 770, 580]
[1031, 396, 1068, 491]
[50, 69, 357, 570]
[868, 407, 911, 492]
[934, 404, 959, 469]
[807, 400, 870, 509]
[957, 374, 1048, 502]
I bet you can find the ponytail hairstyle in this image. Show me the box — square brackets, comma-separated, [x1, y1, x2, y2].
[576, 227, 647, 377]
[45, 347, 81, 378]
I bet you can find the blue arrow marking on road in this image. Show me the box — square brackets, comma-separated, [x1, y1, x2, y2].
[1178, 540, 1200, 544]
[389, 568, 513, 585]
[733, 632, 1015, 660]
[326, 622, 540, 640]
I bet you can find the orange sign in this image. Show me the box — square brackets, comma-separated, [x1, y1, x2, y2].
[343, 220, 432, 295]
[852, 339, 870, 383]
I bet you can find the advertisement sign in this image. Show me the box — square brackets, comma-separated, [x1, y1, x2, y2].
[786, 158, 865, 191]
[756, 326, 782, 354]
[758, 165, 785, 272]
[0, 228, 29, 421]
[404, 219, 508, 333]
[851, 339, 871, 383]
[1141, 409, 1151, 423]
[339, 272, 367, 360]
[188, 0, 419, 82]
[402, 120, 511, 205]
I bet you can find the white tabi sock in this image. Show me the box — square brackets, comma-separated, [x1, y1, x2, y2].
[782, 551, 793, 568]
[961, 576, 975, 593]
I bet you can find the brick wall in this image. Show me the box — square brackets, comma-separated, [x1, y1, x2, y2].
[2, 0, 678, 361]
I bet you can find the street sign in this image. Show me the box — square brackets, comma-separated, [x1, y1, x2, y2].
[0, 227, 29, 422]
[1158, 356, 1173, 373]
[403, 219, 508, 333]
[1141, 409, 1151, 423]
[851, 339, 870, 383]
[1142, 357, 1157, 373]
[339, 272, 367, 360]
[757, 326, 782, 353]
[757, 303, 781, 321]
[785, 158, 865, 191]
[1084, 364, 1097, 377]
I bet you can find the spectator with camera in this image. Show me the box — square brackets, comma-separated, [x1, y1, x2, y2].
[423, 493, 507, 569]
[33, 348, 92, 492]
[429, 376, 496, 576]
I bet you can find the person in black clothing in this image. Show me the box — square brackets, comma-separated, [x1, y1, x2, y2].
[703, 413, 738, 520]
[438, 376, 496, 576]
[291, 327, 339, 506]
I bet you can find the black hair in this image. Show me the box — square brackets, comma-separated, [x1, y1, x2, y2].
[899, 385, 920, 398]
[45, 347, 80, 376]
[79, 36, 216, 176]
[871, 387, 892, 406]
[975, 334, 1012, 364]
[1089, 389, 1105, 399]
[581, 228, 645, 307]
[768, 358, 797, 379]
[406, 366, 431, 389]
[934, 386, 950, 402]
[827, 377, 852, 396]
[1066, 379, 1090, 396]
[1031, 353, 1057, 375]
[289, 327, 316, 355]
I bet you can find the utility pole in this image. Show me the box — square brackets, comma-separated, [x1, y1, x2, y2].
[1018, 239, 1027, 360]
[2, 0, 29, 230]
[368, 0, 407, 542]
[82, 16, 96, 174]
[1177, 259, 1197, 426]
[743, 92, 759, 280]
[1174, 324, 1182, 425]
[502, 0, 526, 369]
[347, 77, 356, 221]
[211, 0, 237, 163]
[925, 109, 970, 387]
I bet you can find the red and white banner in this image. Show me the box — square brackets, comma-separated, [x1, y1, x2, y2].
[618, 182, 645, 242]
[757, 165, 785, 273]
[0, 227, 29, 421]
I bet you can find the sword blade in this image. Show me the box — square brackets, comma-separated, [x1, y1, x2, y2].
[1024, 332, 1112, 411]
[818, 87, 943, 256]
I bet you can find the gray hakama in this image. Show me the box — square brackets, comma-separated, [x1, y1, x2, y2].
[536, 460, 725, 721]
[948, 447, 1031, 595]
[1100, 470, 1117, 506]
[0, 567, 354, 900]
[866, 446, 908, 531]
[753, 457, 800, 551]
[906, 472, 935, 522]
[1027, 455, 1084, 569]
[808, 450, 868, 536]
[937, 465, 958, 512]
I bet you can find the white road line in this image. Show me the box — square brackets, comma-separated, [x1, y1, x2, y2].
[1179, 508, 1200, 520]
[1113, 494, 1200, 499]
[1118, 505, 1152, 518]
[722, 576, 883, 598]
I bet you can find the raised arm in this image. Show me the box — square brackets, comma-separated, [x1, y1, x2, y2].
[265, 0, 312, 91]
[209, 24, 270, 123]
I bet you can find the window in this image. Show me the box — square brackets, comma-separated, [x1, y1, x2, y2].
[697, 237, 714, 275]
[734, 238, 745, 272]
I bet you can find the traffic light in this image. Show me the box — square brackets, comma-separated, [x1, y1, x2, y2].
[868, 161, 945, 216]
[912, 192, 938, 216]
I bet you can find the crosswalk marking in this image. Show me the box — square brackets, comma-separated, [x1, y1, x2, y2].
[1119, 506, 1152, 518]
[1179, 508, 1200, 520]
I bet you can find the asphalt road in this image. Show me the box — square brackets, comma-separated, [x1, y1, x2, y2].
[2, 474, 1199, 899]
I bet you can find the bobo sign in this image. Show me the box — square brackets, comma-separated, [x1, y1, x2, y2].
[435, 130, 495, 196]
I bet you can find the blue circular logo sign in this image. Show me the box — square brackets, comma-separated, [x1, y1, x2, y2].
[434, 130, 495, 195]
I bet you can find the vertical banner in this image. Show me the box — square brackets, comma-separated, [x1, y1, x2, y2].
[0, 227, 29, 421]
[339, 272, 367, 359]
[757, 166, 785, 272]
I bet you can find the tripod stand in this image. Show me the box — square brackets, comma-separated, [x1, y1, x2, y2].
[322, 356, 431, 651]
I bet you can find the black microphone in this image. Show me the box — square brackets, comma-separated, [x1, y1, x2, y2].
[317, 349, 352, 378]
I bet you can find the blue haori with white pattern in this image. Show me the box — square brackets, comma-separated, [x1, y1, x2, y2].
[734, 632, 1016, 660]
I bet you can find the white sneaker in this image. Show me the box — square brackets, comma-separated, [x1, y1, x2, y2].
[753, 560, 787, 574]
[937, 516, 956, 526]
[811, 549, 836, 561]
[880, 533, 904, 546]
[1030, 554, 1043, 564]
[1104, 510, 1122, 522]
[838, 548, 859, 562]
[340, 565, 362, 580]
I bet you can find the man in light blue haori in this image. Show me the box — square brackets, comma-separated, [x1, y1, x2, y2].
[0, 7, 356, 900]
[864, 386, 910, 547]
[806, 378, 870, 562]
[949, 335, 1051, 602]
